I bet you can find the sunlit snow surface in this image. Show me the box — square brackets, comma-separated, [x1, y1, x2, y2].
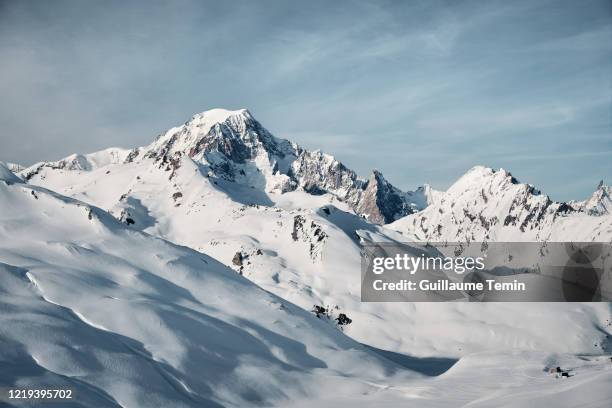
[5, 106, 612, 408]
[1, 170, 610, 407]
[0, 163, 417, 407]
[19, 154, 611, 357]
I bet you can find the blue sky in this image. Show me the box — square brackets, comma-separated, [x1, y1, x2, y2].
[0, 0, 610, 200]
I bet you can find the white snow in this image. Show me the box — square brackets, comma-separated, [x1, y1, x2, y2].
[390, 165, 612, 242]
[0, 177, 419, 407]
[6, 109, 612, 407]
[21, 153, 612, 359]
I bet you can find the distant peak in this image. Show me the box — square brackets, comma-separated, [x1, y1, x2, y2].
[465, 165, 495, 176]
[370, 169, 385, 179]
[461, 166, 517, 182]
[449, 165, 535, 196]
[368, 169, 392, 188]
[596, 180, 604, 190]
[190, 108, 252, 124]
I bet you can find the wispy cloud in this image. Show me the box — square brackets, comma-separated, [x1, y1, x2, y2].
[0, 0, 609, 200]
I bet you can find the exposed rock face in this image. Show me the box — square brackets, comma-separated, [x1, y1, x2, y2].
[355, 170, 415, 224]
[232, 252, 243, 266]
[389, 166, 612, 242]
[289, 149, 363, 197]
[291, 215, 328, 261]
[136, 109, 294, 165]
[123, 108, 429, 224]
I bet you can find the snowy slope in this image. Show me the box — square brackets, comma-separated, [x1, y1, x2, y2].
[3, 163, 611, 407]
[18, 153, 612, 359]
[293, 352, 612, 408]
[0, 162, 420, 407]
[390, 166, 612, 242]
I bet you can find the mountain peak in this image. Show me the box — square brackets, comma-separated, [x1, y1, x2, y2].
[460, 166, 509, 181]
[575, 180, 611, 216]
[190, 108, 252, 124]
[389, 164, 612, 241]
[353, 169, 422, 224]
[450, 165, 542, 196]
[132, 107, 276, 164]
[370, 168, 384, 178]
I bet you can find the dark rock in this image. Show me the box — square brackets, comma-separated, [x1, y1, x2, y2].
[312, 305, 328, 318]
[292, 215, 305, 242]
[336, 313, 352, 326]
[232, 252, 243, 266]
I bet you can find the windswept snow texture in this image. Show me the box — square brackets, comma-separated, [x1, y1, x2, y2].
[0, 173, 419, 407]
[2, 159, 611, 408]
[20, 109, 612, 358]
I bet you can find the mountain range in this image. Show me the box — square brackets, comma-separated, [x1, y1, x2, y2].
[3, 108, 611, 407]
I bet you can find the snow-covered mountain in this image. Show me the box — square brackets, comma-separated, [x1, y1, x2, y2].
[17, 111, 612, 359]
[22, 109, 431, 224]
[0, 161, 422, 407]
[570, 180, 612, 216]
[3, 161, 612, 407]
[390, 166, 612, 242]
[6, 104, 612, 406]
